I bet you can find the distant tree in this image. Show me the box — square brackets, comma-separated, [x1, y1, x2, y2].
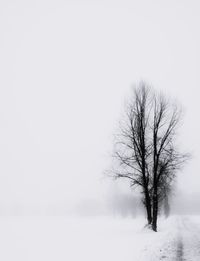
[163, 195, 170, 218]
[111, 82, 189, 231]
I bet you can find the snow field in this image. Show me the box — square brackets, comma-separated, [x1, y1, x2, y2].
[0, 216, 149, 261]
[0, 215, 200, 261]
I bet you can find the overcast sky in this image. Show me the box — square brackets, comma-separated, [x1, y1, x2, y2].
[0, 0, 200, 214]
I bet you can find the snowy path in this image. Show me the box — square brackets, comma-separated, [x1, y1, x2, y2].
[141, 216, 200, 261]
[177, 217, 200, 261]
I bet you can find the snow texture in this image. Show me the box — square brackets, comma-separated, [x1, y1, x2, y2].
[0, 215, 199, 260]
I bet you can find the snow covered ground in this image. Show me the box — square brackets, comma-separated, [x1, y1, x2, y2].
[0, 215, 199, 261]
[138, 215, 200, 261]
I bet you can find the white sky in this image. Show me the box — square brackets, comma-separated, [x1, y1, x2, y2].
[0, 0, 200, 214]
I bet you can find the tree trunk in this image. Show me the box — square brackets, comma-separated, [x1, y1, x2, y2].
[152, 189, 158, 232]
[145, 192, 152, 224]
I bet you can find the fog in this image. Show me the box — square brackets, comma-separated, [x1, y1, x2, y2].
[0, 0, 200, 216]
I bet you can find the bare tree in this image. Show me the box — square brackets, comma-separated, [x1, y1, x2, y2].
[112, 83, 153, 224]
[111, 82, 189, 231]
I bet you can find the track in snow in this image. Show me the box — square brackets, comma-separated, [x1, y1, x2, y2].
[140, 216, 200, 261]
[176, 218, 185, 261]
[177, 216, 200, 261]
[165, 216, 200, 261]
[176, 236, 184, 261]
